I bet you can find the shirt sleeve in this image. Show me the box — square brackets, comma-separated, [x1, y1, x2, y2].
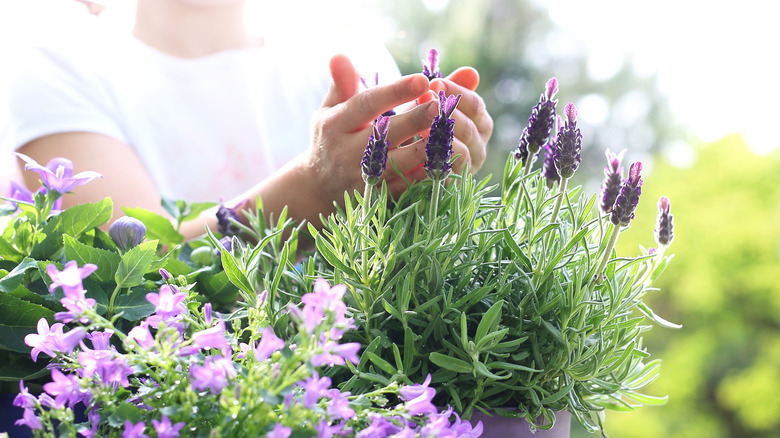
[9, 40, 129, 150]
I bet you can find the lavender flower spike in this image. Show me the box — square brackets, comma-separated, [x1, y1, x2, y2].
[610, 162, 643, 226]
[514, 77, 559, 167]
[361, 116, 391, 185]
[654, 196, 674, 246]
[425, 91, 462, 181]
[553, 103, 582, 179]
[422, 48, 442, 81]
[599, 149, 626, 214]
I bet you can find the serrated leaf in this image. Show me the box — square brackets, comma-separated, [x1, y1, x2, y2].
[31, 198, 113, 259]
[114, 288, 155, 321]
[63, 235, 121, 283]
[123, 207, 184, 247]
[115, 240, 158, 289]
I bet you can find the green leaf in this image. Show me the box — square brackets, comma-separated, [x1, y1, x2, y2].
[475, 300, 504, 344]
[63, 235, 121, 283]
[123, 207, 184, 247]
[474, 361, 509, 380]
[114, 288, 155, 321]
[0, 237, 23, 264]
[197, 269, 239, 308]
[429, 352, 473, 374]
[0, 350, 48, 381]
[31, 198, 113, 259]
[0, 294, 55, 353]
[0, 257, 38, 292]
[115, 240, 158, 289]
[366, 351, 397, 375]
[541, 376, 575, 404]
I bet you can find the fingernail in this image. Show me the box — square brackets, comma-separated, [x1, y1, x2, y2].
[412, 75, 428, 94]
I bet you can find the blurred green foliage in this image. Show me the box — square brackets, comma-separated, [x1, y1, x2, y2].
[378, 1, 780, 436]
[582, 136, 780, 437]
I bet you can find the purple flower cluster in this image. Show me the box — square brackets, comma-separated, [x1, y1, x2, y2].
[599, 149, 625, 214]
[654, 196, 674, 246]
[541, 115, 561, 188]
[553, 103, 582, 179]
[610, 162, 643, 226]
[422, 48, 443, 81]
[425, 91, 462, 181]
[361, 116, 391, 186]
[514, 77, 558, 166]
[216, 201, 241, 237]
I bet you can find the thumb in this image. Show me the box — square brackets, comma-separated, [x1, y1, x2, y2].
[320, 54, 361, 109]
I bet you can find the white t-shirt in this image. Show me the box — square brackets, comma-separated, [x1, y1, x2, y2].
[8, 16, 400, 202]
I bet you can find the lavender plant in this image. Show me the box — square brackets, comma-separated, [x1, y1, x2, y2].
[12, 265, 483, 437]
[265, 77, 681, 435]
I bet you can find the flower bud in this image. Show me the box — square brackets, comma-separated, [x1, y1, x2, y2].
[109, 216, 146, 251]
[553, 103, 582, 179]
[513, 77, 558, 165]
[422, 48, 442, 81]
[425, 91, 462, 181]
[361, 116, 391, 186]
[654, 196, 674, 246]
[216, 202, 241, 237]
[610, 162, 643, 227]
[599, 149, 625, 214]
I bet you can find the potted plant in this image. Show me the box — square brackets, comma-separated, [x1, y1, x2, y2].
[216, 76, 679, 436]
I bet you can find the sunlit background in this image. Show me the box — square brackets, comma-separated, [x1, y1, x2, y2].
[2, 1, 779, 437]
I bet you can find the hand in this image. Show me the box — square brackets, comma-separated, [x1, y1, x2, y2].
[306, 54, 440, 206]
[421, 67, 493, 175]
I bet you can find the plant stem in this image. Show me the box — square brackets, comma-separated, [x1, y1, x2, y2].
[362, 183, 372, 282]
[522, 154, 535, 176]
[363, 183, 372, 223]
[594, 224, 621, 283]
[108, 285, 123, 317]
[429, 180, 441, 224]
[549, 177, 569, 224]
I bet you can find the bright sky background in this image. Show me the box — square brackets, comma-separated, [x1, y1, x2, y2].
[543, 0, 780, 156]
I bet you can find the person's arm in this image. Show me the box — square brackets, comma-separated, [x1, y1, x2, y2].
[19, 55, 438, 244]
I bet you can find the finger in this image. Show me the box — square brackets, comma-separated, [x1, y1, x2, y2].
[335, 74, 430, 132]
[380, 138, 427, 180]
[320, 54, 361, 109]
[430, 79, 488, 123]
[386, 164, 427, 198]
[450, 108, 486, 170]
[445, 66, 480, 91]
[450, 137, 473, 176]
[384, 101, 438, 147]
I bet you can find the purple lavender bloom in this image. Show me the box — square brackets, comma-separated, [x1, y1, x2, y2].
[553, 103, 582, 179]
[266, 423, 292, 438]
[43, 368, 84, 408]
[152, 415, 186, 438]
[422, 48, 442, 81]
[216, 201, 241, 237]
[190, 355, 236, 394]
[514, 77, 559, 166]
[109, 216, 147, 251]
[541, 143, 560, 188]
[361, 116, 391, 186]
[122, 420, 150, 438]
[654, 196, 674, 246]
[16, 153, 102, 195]
[610, 162, 643, 226]
[14, 381, 36, 410]
[254, 326, 285, 361]
[15, 408, 42, 431]
[300, 372, 332, 408]
[425, 91, 462, 181]
[388, 427, 416, 438]
[25, 318, 86, 361]
[599, 149, 625, 214]
[46, 261, 97, 296]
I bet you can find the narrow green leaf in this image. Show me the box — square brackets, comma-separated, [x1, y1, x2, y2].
[541, 376, 575, 404]
[475, 300, 504, 344]
[429, 352, 472, 374]
[366, 352, 397, 375]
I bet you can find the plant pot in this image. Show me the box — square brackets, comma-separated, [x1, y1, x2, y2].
[469, 410, 571, 438]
